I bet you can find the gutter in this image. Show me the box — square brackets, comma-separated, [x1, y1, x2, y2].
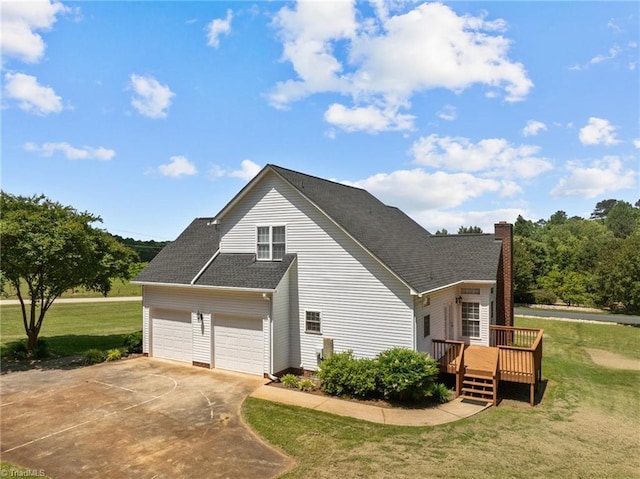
[130, 280, 276, 294]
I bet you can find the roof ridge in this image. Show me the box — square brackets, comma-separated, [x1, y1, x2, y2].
[268, 164, 369, 194]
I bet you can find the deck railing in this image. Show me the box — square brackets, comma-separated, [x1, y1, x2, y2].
[490, 325, 544, 405]
[432, 339, 465, 374]
[433, 326, 544, 406]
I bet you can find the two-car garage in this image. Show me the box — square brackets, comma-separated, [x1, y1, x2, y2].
[150, 308, 265, 376]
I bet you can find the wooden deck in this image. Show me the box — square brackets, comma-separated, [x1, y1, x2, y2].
[433, 325, 544, 406]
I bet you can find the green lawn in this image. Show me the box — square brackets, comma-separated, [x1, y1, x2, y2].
[243, 317, 640, 478]
[0, 301, 141, 357]
[1, 277, 142, 300]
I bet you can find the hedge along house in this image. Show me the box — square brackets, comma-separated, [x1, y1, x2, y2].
[134, 164, 543, 405]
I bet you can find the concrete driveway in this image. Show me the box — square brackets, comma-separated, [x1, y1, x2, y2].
[0, 357, 293, 478]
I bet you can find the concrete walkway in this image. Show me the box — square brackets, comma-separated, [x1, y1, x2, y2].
[251, 385, 490, 426]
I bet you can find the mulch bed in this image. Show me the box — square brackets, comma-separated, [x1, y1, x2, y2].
[266, 380, 445, 410]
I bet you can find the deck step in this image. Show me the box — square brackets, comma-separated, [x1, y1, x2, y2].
[461, 387, 493, 396]
[463, 379, 493, 388]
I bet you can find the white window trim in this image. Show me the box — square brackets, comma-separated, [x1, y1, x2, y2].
[304, 309, 322, 334]
[461, 301, 481, 339]
[256, 225, 286, 261]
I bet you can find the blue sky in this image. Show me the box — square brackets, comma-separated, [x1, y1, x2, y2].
[3, 1, 639, 241]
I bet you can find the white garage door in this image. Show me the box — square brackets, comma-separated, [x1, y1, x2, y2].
[152, 309, 192, 363]
[214, 315, 263, 375]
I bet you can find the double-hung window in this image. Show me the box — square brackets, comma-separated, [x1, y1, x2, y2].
[305, 311, 321, 333]
[461, 302, 480, 338]
[257, 226, 286, 261]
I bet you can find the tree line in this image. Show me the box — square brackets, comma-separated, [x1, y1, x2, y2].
[111, 235, 170, 263]
[513, 199, 640, 313]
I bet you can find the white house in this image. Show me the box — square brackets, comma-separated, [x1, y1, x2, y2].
[134, 164, 514, 377]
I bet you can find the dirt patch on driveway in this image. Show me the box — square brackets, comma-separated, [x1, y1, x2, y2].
[0, 357, 293, 478]
[586, 348, 640, 371]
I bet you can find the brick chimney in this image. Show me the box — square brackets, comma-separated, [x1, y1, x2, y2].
[494, 221, 514, 327]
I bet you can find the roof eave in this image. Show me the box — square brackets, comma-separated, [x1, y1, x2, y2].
[131, 280, 276, 294]
[417, 279, 497, 296]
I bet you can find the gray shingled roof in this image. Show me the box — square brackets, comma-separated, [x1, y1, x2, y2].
[134, 218, 219, 285]
[194, 253, 296, 290]
[136, 165, 503, 293]
[269, 165, 503, 293]
[134, 218, 296, 290]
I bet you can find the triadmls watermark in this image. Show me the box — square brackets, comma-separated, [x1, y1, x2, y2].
[0, 469, 46, 477]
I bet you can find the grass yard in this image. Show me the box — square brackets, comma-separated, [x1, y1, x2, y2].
[243, 317, 640, 478]
[0, 301, 141, 357]
[0, 277, 142, 300]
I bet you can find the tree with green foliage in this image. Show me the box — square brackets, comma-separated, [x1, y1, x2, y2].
[0, 193, 137, 351]
[605, 201, 639, 239]
[590, 199, 619, 220]
[593, 231, 640, 313]
[434, 229, 449, 235]
[457, 225, 483, 234]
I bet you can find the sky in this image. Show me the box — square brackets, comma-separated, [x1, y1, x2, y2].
[2, 0, 639, 241]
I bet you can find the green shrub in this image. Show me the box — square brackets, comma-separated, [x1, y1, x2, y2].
[298, 378, 316, 392]
[9, 341, 29, 360]
[532, 289, 557, 305]
[430, 383, 452, 404]
[85, 349, 104, 364]
[317, 350, 378, 398]
[281, 373, 300, 389]
[376, 348, 438, 401]
[105, 349, 122, 361]
[123, 330, 142, 353]
[34, 339, 50, 359]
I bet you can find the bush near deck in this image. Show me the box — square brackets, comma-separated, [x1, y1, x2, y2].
[244, 317, 640, 479]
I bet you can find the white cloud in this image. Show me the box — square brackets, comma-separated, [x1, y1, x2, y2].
[437, 104, 457, 121]
[129, 74, 175, 119]
[24, 141, 115, 160]
[4, 72, 63, 115]
[207, 9, 233, 48]
[156, 156, 197, 178]
[1, 0, 69, 63]
[522, 120, 547, 137]
[589, 46, 620, 65]
[344, 168, 507, 211]
[210, 160, 262, 181]
[579, 117, 619, 145]
[551, 156, 636, 198]
[411, 134, 553, 179]
[229, 159, 261, 180]
[324, 102, 415, 132]
[633, 139, 640, 149]
[269, 1, 532, 132]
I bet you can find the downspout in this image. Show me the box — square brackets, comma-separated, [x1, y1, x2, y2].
[262, 293, 277, 381]
[412, 293, 418, 351]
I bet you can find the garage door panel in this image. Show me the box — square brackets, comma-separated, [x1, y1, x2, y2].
[152, 309, 192, 363]
[214, 316, 263, 375]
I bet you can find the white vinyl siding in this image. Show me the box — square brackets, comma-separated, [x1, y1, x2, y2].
[272, 262, 293, 374]
[219, 172, 414, 370]
[415, 283, 494, 354]
[143, 285, 269, 374]
[192, 312, 211, 365]
[142, 304, 150, 354]
[415, 288, 454, 354]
